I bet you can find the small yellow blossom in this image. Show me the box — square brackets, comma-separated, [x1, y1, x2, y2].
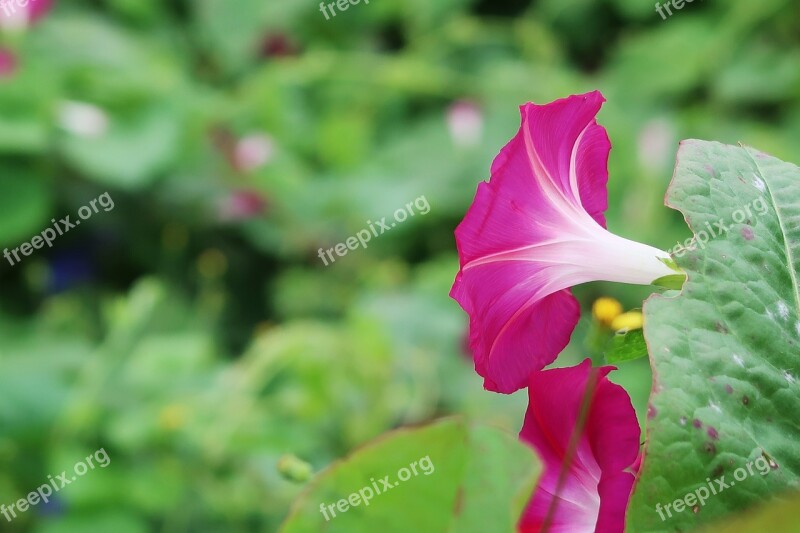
[592, 297, 623, 327]
[611, 311, 644, 332]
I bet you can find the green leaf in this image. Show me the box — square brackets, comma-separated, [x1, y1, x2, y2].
[652, 274, 687, 290]
[628, 140, 800, 532]
[280, 418, 540, 533]
[0, 169, 51, 247]
[658, 256, 682, 273]
[605, 328, 647, 364]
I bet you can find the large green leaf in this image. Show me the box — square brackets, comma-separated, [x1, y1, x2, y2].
[628, 140, 800, 531]
[280, 418, 540, 533]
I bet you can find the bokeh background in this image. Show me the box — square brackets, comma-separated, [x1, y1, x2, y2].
[0, 0, 798, 531]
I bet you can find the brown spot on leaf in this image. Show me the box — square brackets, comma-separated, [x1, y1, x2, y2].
[742, 395, 750, 406]
[693, 419, 702, 429]
[704, 442, 716, 454]
[725, 384, 733, 394]
[707, 427, 719, 440]
[741, 227, 754, 240]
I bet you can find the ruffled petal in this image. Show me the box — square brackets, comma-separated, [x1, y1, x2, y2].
[518, 360, 640, 533]
[455, 92, 608, 269]
[519, 91, 609, 226]
[452, 263, 580, 392]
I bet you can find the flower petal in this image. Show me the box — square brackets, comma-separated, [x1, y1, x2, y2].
[455, 92, 609, 269]
[519, 91, 610, 227]
[518, 360, 640, 533]
[451, 262, 579, 393]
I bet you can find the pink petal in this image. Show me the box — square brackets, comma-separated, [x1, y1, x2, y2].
[518, 360, 640, 533]
[451, 262, 580, 393]
[520, 91, 609, 227]
[456, 92, 609, 268]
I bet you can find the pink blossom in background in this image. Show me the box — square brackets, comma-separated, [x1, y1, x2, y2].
[447, 100, 483, 147]
[0, 48, 16, 77]
[450, 92, 673, 393]
[27, 0, 52, 23]
[637, 118, 675, 173]
[260, 33, 299, 58]
[518, 360, 640, 533]
[234, 133, 275, 173]
[218, 190, 268, 221]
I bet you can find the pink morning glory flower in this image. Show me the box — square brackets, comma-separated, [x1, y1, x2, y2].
[450, 91, 674, 393]
[518, 359, 640, 533]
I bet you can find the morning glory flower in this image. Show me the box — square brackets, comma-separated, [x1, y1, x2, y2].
[450, 91, 675, 393]
[518, 360, 640, 533]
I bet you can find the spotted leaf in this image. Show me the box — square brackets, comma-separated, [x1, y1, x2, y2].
[628, 140, 800, 531]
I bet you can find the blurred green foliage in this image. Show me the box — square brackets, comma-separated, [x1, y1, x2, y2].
[0, 0, 798, 530]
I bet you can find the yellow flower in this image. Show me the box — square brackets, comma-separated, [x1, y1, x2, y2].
[592, 297, 623, 327]
[611, 311, 644, 332]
